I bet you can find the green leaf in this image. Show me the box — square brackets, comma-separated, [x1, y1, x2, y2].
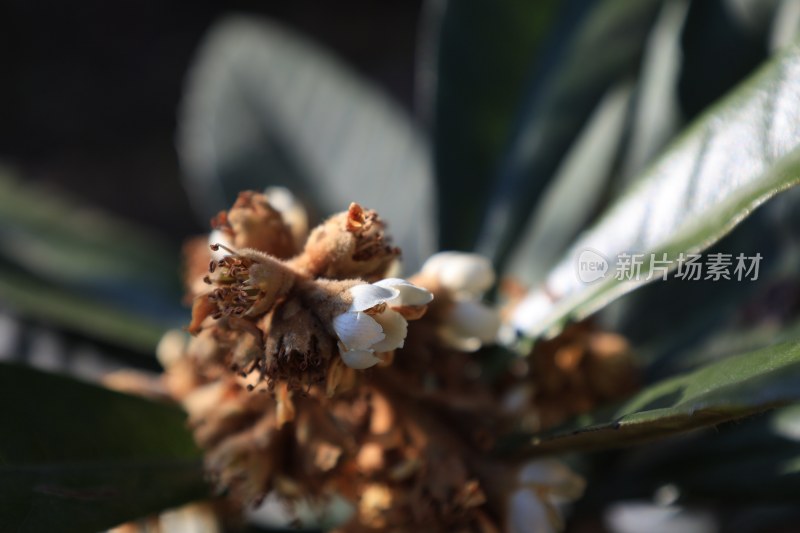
[475, 0, 663, 269]
[0, 168, 185, 351]
[0, 363, 206, 532]
[667, 405, 800, 501]
[178, 16, 435, 272]
[0, 168, 183, 319]
[597, 186, 800, 378]
[591, 406, 800, 505]
[505, 82, 633, 286]
[423, 0, 561, 250]
[771, 0, 800, 50]
[495, 339, 800, 457]
[0, 266, 168, 353]
[615, 0, 688, 186]
[512, 42, 800, 339]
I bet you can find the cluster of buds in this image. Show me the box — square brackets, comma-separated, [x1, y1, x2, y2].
[156, 189, 586, 532]
[499, 320, 639, 432]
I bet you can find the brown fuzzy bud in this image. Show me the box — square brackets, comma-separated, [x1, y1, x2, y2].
[223, 191, 298, 259]
[290, 203, 400, 282]
[527, 321, 639, 430]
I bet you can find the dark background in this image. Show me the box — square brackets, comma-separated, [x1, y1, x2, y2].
[0, 0, 423, 244]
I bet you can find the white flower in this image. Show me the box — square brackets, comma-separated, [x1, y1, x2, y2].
[332, 279, 433, 369]
[438, 297, 501, 352]
[508, 460, 586, 533]
[421, 251, 495, 297]
[421, 252, 500, 351]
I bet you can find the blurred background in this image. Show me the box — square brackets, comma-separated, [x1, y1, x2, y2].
[0, 0, 422, 245]
[0, 0, 426, 382]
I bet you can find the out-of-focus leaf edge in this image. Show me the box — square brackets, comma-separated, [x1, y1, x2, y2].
[495, 339, 800, 457]
[0, 266, 169, 352]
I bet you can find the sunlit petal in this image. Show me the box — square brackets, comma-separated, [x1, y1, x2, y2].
[449, 299, 500, 344]
[375, 278, 434, 307]
[349, 283, 399, 312]
[340, 349, 383, 369]
[370, 310, 408, 351]
[333, 312, 384, 350]
[422, 251, 495, 295]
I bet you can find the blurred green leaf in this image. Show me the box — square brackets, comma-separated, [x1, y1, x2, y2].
[475, 0, 662, 269]
[0, 266, 167, 352]
[178, 15, 435, 272]
[505, 82, 633, 286]
[496, 339, 800, 457]
[423, 0, 561, 251]
[594, 0, 793, 364]
[512, 42, 800, 339]
[666, 405, 800, 501]
[770, 0, 800, 51]
[658, 307, 800, 379]
[0, 169, 185, 351]
[615, 0, 688, 187]
[0, 363, 206, 532]
[592, 406, 800, 506]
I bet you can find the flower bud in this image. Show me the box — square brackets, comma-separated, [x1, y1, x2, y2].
[421, 251, 495, 297]
[292, 203, 400, 281]
[220, 191, 298, 259]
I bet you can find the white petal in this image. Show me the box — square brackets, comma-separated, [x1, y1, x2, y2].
[519, 460, 586, 500]
[511, 291, 553, 336]
[519, 460, 566, 485]
[208, 229, 234, 260]
[340, 349, 383, 369]
[437, 326, 482, 353]
[509, 489, 555, 533]
[332, 312, 384, 351]
[448, 299, 500, 344]
[370, 310, 408, 352]
[374, 278, 434, 306]
[264, 186, 298, 214]
[349, 284, 399, 312]
[421, 251, 460, 277]
[605, 503, 718, 533]
[422, 252, 495, 296]
[248, 492, 354, 529]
